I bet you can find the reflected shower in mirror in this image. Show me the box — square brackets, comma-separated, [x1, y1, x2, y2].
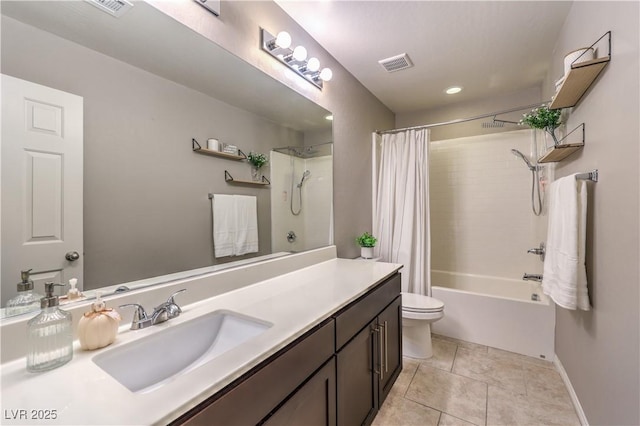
[271, 143, 334, 253]
[0, 1, 333, 317]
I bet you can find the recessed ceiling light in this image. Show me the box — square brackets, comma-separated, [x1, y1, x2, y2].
[445, 86, 463, 95]
[325, 115, 333, 121]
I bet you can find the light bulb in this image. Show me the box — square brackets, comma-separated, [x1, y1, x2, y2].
[275, 31, 292, 49]
[319, 68, 333, 82]
[307, 57, 320, 72]
[293, 45, 307, 62]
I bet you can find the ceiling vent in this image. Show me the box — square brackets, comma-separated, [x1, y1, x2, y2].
[86, 0, 133, 18]
[378, 53, 414, 73]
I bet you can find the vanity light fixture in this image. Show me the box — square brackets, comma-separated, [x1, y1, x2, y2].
[261, 28, 332, 90]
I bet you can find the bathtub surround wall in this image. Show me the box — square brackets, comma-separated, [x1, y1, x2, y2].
[429, 130, 542, 280]
[149, 0, 395, 259]
[542, 3, 640, 425]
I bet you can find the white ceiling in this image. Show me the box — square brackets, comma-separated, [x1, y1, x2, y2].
[276, 1, 573, 114]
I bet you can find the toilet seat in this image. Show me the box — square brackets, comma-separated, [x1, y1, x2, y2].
[401, 292, 444, 313]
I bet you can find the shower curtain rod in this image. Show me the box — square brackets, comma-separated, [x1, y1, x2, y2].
[375, 101, 550, 135]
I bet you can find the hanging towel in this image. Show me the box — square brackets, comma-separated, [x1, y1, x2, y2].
[213, 194, 236, 258]
[542, 174, 590, 310]
[234, 195, 259, 256]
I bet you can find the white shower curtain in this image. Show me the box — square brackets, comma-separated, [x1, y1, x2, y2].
[373, 129, 430, 295]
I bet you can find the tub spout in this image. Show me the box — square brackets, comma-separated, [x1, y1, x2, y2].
[522, 273, 543, 282]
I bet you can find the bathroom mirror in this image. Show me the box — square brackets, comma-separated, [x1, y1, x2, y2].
[0, 1, 333, 316]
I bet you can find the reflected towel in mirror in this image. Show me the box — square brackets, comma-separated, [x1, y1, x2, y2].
[213, 195, 258, 258]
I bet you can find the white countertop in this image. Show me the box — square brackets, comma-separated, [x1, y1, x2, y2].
[0, 258, 401, 425]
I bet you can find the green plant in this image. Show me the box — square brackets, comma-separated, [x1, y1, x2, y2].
[247, 152, 268, 169]
[519, 105, 562, 145]
[519, 105, 561, 130]
[356, 232, 377, 248]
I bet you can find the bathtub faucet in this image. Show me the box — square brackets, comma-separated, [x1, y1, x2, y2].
[522, 273, 543, 282]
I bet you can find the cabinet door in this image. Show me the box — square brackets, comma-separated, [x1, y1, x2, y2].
[262, 357, 336, 426]
[377, 296, 402, 404]
[336, 319, 379, 426]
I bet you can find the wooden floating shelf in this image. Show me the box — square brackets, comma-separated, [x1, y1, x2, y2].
[192, 138, 246, 160]
[194, 147, 245, 161]
[549, 57, 610, 109]
[538, 143, 584, 163]
[224, 170, 270, 187]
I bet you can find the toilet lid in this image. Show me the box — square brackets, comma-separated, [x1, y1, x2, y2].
[402, 292, 444, 313]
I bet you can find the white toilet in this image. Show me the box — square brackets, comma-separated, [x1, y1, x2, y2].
[401, 292, 445, 359]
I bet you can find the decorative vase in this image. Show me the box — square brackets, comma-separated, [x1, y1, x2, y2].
[361, 246, 374, 259]
[545, 126, 561, 147]
[251, 166, 261, 182]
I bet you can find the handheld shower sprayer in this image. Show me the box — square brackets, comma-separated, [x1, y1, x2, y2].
[297, 170, 311, 188]
[510, 149, 537, 171]
[510, 148, 542, 216]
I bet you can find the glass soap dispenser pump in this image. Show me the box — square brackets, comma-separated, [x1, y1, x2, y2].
[6, 269, 42, 316]
[26, 282, 73, 372]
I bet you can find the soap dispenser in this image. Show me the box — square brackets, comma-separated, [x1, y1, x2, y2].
[6, 269, 42, 316]
[26, 282, 73, 372]
[66, 278, 85, 301]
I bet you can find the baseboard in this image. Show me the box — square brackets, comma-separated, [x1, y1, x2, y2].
[554, 354, 589, 426]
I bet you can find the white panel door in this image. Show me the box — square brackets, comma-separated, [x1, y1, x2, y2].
[1, 74, 83, 305]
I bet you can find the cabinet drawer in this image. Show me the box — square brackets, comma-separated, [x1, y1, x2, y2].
[177, 319, 335, 426]
[335, 273, 400, 350]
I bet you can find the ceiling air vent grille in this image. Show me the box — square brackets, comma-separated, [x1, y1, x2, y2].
[378, 53, 414, 73]
[86, 0, 133, 17]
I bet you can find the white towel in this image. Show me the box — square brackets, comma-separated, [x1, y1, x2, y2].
[542, 174, 590, 310]
[212, 194, 259, 258]
[233, 195, 259, 255]
[213, 194, 236, 258]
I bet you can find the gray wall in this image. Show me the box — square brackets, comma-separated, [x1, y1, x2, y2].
[2, 16, 303, 289]
[149, 0, 395, 259]
[543, 2, 639, 424]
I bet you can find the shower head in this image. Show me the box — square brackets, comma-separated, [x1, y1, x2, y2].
[297, 170, 311, 187]
[511, 149, 536, 171]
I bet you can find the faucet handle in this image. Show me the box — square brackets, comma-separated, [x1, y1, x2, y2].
[167, 289, 186, 307]
[164, 289, 186, 318]
[119, 303, 151, 330]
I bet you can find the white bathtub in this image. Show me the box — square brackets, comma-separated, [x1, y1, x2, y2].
[430, 270, 556, 360]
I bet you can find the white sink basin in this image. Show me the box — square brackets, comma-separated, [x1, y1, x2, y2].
[93, 310, 272, 393]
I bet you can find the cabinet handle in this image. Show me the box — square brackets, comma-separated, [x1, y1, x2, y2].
[384, 320, 388, 373]
[371, 326, 381, 376]
[378, 322, 385, 381]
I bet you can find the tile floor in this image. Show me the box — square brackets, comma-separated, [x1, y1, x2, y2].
[372, 334, 581, 426]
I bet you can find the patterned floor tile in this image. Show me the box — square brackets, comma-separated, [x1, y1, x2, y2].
[406, 364, 487, 426]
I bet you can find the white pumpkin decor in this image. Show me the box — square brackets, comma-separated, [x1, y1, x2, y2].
[77, 292, 121, 351]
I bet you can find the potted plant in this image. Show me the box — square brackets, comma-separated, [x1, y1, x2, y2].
[356, 232, 377, 259]
[519, 105, 563, 146]
[247, 152, 268, 181]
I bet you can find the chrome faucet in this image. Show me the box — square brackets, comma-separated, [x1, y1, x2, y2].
[522, 273, 543, 282]
[150, 289, 186, 325]
[120, 289, 186, 330]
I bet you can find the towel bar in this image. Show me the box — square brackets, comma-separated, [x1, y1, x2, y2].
[575, 170, 598, 182]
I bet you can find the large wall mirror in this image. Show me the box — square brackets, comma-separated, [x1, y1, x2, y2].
[1, 1, 333, 317]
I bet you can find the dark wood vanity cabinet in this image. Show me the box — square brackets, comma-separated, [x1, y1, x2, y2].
[171, 272, 401, 426]
[174, 320, 335, 426]
[335, 274, 402, 426]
